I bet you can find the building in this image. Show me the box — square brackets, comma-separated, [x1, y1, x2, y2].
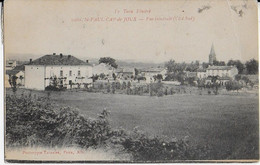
[24, 53, 92, 90]
[209, 44, 216, 65]
[92, 63, 115, 77]
[196, 68, 207, 79]
[116, 68, 135, 80]
[5, 60, 17, 70]
[5, 64, 26, 88]
[140, 67, 167, 82]
[206, 65, 238, 85]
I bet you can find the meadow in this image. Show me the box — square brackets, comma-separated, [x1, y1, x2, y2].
[6, 88, 259, 160]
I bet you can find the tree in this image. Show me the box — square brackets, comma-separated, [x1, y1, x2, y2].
[245, 59, 258, 74]
[227, 60, 244, 74]
[213, 60, 226, 66]
[241, 76, 250, 85]
[134, 68, 139, 76]
[186, 61, 199, 72]
[165, 59, 177, 73]
[154, 74, 163, 82]
[202, 62, 209, 69]
[112, 73, 117, 80]
[9, 75, 18, 92]
[99, 57, 118, 69]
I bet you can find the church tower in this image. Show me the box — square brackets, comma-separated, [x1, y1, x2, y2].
[209, 43, 216, 65]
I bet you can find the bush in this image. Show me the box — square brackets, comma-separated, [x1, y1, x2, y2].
[6, 93, 210, 161]
[226, 80, 242, 91]
[6, 94, 112, 148]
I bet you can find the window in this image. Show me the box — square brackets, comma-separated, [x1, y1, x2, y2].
[69, 70, 72, 76]
[78, 70, 81, 76]
[60, 70, 63, 77]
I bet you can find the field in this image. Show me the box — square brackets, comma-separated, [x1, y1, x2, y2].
[6, 88, 259, 160]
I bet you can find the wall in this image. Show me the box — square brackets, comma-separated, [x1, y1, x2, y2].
[45, 65, 93, 89]
[25, 65, 45, 90]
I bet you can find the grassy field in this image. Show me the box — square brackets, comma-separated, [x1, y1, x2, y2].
[6, 88, 259, 160]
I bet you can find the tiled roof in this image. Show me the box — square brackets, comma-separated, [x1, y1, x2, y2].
[6, 70, 22, 75]
[26, 54, 91, 66]
[207, 66, 234, 70]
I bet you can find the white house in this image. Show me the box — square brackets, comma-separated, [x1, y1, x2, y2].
[116, 67, 135, 80]
[206, 66, 238, 79]
[140, 67, 167, 82]
[5, 64, 26, 88]
[196, 68, 207, 79]
[24, 53, 92, 90]
[92, 63, 115, 77]
[5, 60, 17, 70]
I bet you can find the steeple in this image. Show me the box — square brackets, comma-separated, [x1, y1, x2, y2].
[209, 43, 216, 65]
[210, 44, 215, 55]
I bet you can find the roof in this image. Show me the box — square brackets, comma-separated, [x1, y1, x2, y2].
[140, 67, 166, 73]
[26, 54, 91, 66]
[6, 70, 23, 75]
[210, 44, 216, 55]
[116, 68, 134, 73]
[197, 68, 206, 72]
[207, 66, 235, 70]
[13, 64, 26, 71]
[186, 72, 197, 77]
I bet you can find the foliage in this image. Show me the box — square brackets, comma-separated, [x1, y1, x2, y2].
[213, 60, 225, 66]
[6, 93, 210, 161]
[99, 57, 118, 69]
[245, 59, 258, 74]
[186, 61, 199, 72]
[165, 60, 186, 73]
[153, 74, 163, 82]
[6, 94, 112, 148]
[8, 75, 18, 92]
[227, 60, 244, 74]
[226, 80, 242, 91]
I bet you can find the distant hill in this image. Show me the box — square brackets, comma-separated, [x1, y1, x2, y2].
[84, 57, 165, 69]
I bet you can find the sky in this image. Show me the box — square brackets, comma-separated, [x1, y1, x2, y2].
[4, 0, 258, 63]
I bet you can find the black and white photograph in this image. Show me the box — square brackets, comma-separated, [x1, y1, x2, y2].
[3, 0, 259, 162]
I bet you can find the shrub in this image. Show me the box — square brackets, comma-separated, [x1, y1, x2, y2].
[6, 93, 211, 161]
[6, 94, 112, 148]
[226, 80, 242, 91]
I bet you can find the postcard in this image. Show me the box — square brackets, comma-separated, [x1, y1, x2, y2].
[3, 0, 259, 163]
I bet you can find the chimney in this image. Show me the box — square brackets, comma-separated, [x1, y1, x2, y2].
[86, 60, 89, 63]
[60, 53, 63, 58]
[53, 53, 56, 55]
[29, 59, 32, 63]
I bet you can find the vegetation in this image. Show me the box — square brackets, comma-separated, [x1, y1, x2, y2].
[227, 60, 244, 74]
[99, 57, 118, 69]
[226, 80, 243, 91]
[245, 59, 258, 74]
[6, 93, 210, 161]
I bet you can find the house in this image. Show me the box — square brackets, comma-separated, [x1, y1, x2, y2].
[92, 63, 115, 77]
[205, 66, 238, 86]
[116, 68, 135, 80]
[139, 67, 167, 82]
[196, 68, 207, 79]
[24, 53, 92, 90]
[5, 64, 26, 88]
[206, 66, 238, 79]
[185, 71, 197, 78]
[5, 60, 17, 70]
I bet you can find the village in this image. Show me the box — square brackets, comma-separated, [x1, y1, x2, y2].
[5, 44, 258, 96]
